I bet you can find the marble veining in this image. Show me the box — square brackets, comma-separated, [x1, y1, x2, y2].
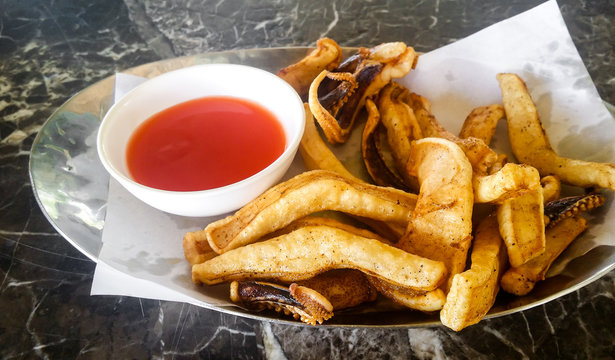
[1, 0, 614, 358]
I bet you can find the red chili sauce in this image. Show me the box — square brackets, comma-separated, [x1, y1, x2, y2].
[126, 96, 286, 191]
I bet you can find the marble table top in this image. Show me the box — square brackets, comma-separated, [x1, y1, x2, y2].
[1, 0, 614, 358]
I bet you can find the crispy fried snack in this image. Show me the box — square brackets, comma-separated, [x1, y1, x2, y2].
[377, 83, 422, 189]
[440, 214, 508, 331]
[230, 269, 377, 325]
[541, 175, 562, 203]
[277, 38, 343, 98]
[368, 277, 447, 312]
[204, 170, 417, 253]
[299, 104, 361, 181]
[544, 193, 605, 228]
[398, 138, 474, 291]
[501, 215, 588, 296]
[472, 163, 541, 204]
[183, 230, 218, 266]
[472, 162, 546, 267]
[227, 220, 381, 325]
[361, 98, 410, 190]
[497, 73, 615, 191]
[458, 104, 505, 145]
[193, 225, 447, 292]
[297, 269, 378, 310]
[230, 281, 334, 325]
[264, 215, 391, 244]
[298, 110, 409, 241]
[497, 188, 546, 267]
[360, 83, 423, 191]
[412, 107, 498, 175]
[309, 42, 418, 144]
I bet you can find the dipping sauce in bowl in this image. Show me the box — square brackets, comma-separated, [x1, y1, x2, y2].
[97, 63, 305, 217]
[126, 96, 286, 191]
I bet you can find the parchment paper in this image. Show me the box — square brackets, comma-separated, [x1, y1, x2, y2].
[92, 0, 615, 302]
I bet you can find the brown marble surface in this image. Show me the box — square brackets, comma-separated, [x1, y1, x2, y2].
[1, 0, 614, 358]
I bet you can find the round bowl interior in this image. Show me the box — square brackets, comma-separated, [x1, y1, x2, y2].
[97, 63, 305, 216]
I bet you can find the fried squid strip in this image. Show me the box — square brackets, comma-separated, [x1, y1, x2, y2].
[297, 269, 378, 311]
[298, 110, 409, 241]
[230, 281, 334, 325]
[497, 73, 615, 191]
[230, 269, 377, 325]
[368, 277, 446, 312]
[458, 104, 505, 145]
[277, 38, 342, 98]
[473, 163, 541, 204]
[473, 162, 546, 267]
[544, 193, 605, 228]
[183, 230, 218, 266]
[309, 42, 418, 144]
[377, 83, 421, 190]
[501, 216, 588, 296]
[308, 70, 358, 143]
[413, 107, 498, 175]
[204, 170, 417, 253]
[361, 98, 409, 190]
[541, 175, 561, 203]
[497, 188, 546, 267]
[398, 138, 474, 291]
[440, 214, 507, 331]
[264, 216, 391, 244]
[299, 104, 360, 181]
[193, 225, 447, 291]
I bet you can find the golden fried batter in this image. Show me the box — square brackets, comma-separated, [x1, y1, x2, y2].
[193, 225, 447, 291]
[497, 73, 615, 191]
[204, 170, 417, 253]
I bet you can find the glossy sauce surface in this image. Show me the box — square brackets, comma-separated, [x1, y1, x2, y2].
[126, 96, 286, 191]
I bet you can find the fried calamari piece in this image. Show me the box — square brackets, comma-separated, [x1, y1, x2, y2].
[473, 163, 541, 204]
[460, 105, 545, 265]
[230, 281, 334, 325]
[309, 42, 418, 144]
[541, 175, 562, 203]
[412, 107, 498, 175]
[472, 162, 545, 267]
[230, 270, 377, 325]
[497, 73, 615, 191]
[497, 188, 546, 267]
[298, 112, 410, 241]
[264, 215, 391, 244]
[377, 83, 422, 188]
[297, 269, 378, 311]
[368, 276, 446, 312]
[228, 220, 380, 324]
[360, 82, 422, 191]
[361, 98, 409, 190]
[440, 214, 508, 331]
[544, 193, 605, 228]
[299, 104, 361, 181]
[398, 138, 474, 291]
[400, 91, 432, 113]
[458, 104, 505, 145]
[183, 230, 218, 266]
[501, 216, 588, 296]
[193, 225, 447, 292]
[277, 38, 342, 98]
[204, 170, 417, 253]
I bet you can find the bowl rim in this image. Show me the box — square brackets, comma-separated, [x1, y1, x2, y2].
[96, 63, 306, 197]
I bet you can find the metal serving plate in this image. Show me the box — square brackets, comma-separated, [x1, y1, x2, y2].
[29, 48, 615, 327]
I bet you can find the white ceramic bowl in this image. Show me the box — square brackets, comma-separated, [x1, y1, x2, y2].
[97, 64, 305, 217]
